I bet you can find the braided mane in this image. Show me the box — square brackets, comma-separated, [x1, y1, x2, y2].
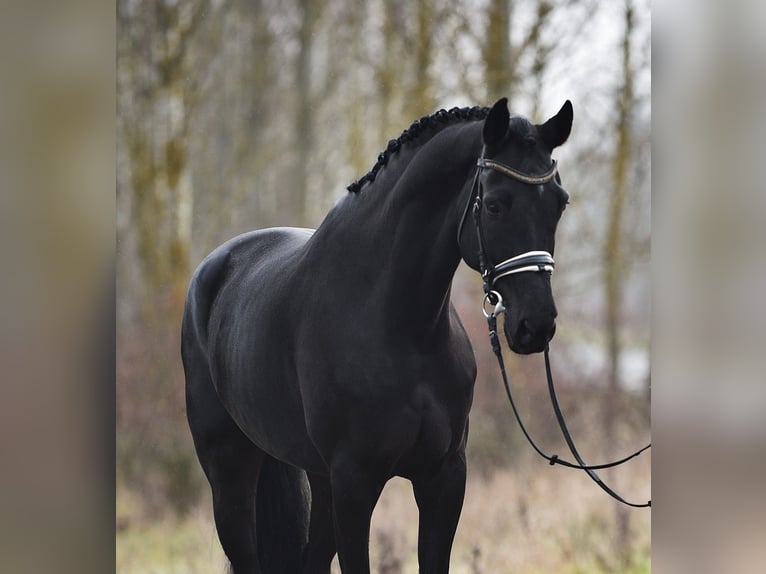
[347, 106, 489, 193]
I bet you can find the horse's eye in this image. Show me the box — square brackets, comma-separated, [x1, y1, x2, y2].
[486, 201, 501, 215]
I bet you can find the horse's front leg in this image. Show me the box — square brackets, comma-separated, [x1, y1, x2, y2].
[412, 449, 468, 574]
[330, 453, 387, 573]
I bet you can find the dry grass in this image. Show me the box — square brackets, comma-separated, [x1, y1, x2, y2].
[365, 459, 650, 574]
[117, 458, 650, 574]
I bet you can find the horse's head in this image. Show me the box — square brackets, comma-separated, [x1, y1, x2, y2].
[459, 98, 572, 354]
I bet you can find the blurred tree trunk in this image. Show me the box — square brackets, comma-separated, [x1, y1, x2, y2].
[119, 0, 204, 315]
[603, 0, 635, 567]
[196, 0, 276, 237]
[289, 0, 321, 225]
[410, 0, 435, 116]
[528, 12, 552, 122]
[483, 0, 552, 107]
[347, 0, 367, 178]
[483, 0, 512, 104]
[376, 0, 399, 144]
[117, 0, 208, 515]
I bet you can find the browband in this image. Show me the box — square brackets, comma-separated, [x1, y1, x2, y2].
[477, 158, 558, 185]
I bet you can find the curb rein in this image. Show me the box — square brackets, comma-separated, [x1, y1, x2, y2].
[460, 147, 651, 509]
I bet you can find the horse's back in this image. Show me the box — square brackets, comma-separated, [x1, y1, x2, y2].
[182, 227, 314, 355]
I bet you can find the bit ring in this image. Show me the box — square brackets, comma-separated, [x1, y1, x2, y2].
[482, 291, 506, 318]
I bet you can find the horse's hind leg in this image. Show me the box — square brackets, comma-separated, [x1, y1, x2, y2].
[185, 354, 265, 573]
[302, 472, 336, 573]
[207, 444, 265, 574]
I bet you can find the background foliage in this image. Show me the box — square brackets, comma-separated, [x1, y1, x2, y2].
[117, 0, 650, 571]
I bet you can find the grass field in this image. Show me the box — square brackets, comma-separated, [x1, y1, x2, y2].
[117, 458, 650, 574]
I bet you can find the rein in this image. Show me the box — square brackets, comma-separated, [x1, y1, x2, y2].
[464, 147, 651, 509]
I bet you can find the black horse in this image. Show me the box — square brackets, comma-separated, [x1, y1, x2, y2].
[181, 97, 573, 573]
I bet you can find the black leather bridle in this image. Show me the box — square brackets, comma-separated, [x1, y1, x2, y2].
[460, 146, 651, 509]
[457, 147, 557, 301]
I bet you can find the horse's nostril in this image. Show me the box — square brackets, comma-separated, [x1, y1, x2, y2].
[516, 319, 535, 344]
[511, 318, 553, 354]
[521, 319, 534, 336]
[518, 318, 555, 344]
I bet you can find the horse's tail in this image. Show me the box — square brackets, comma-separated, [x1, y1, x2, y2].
[255, 456, 310, 573]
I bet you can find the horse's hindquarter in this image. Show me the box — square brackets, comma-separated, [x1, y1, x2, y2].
[196, 227, 328, 471]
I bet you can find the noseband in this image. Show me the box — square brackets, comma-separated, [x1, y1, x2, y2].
[459, 146, 651, 509]
[457, 147, 557, 302]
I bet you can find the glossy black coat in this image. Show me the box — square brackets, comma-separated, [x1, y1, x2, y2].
[181, 98, 572, 573]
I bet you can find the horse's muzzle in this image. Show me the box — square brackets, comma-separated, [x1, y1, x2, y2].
[506, 315, 556, 355]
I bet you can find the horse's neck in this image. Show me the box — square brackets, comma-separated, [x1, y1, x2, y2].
[313, 124, 481, 339]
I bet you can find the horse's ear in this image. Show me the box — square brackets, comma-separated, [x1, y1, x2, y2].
[483, 97, 510, 148]
[537, 100, 573, 151]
